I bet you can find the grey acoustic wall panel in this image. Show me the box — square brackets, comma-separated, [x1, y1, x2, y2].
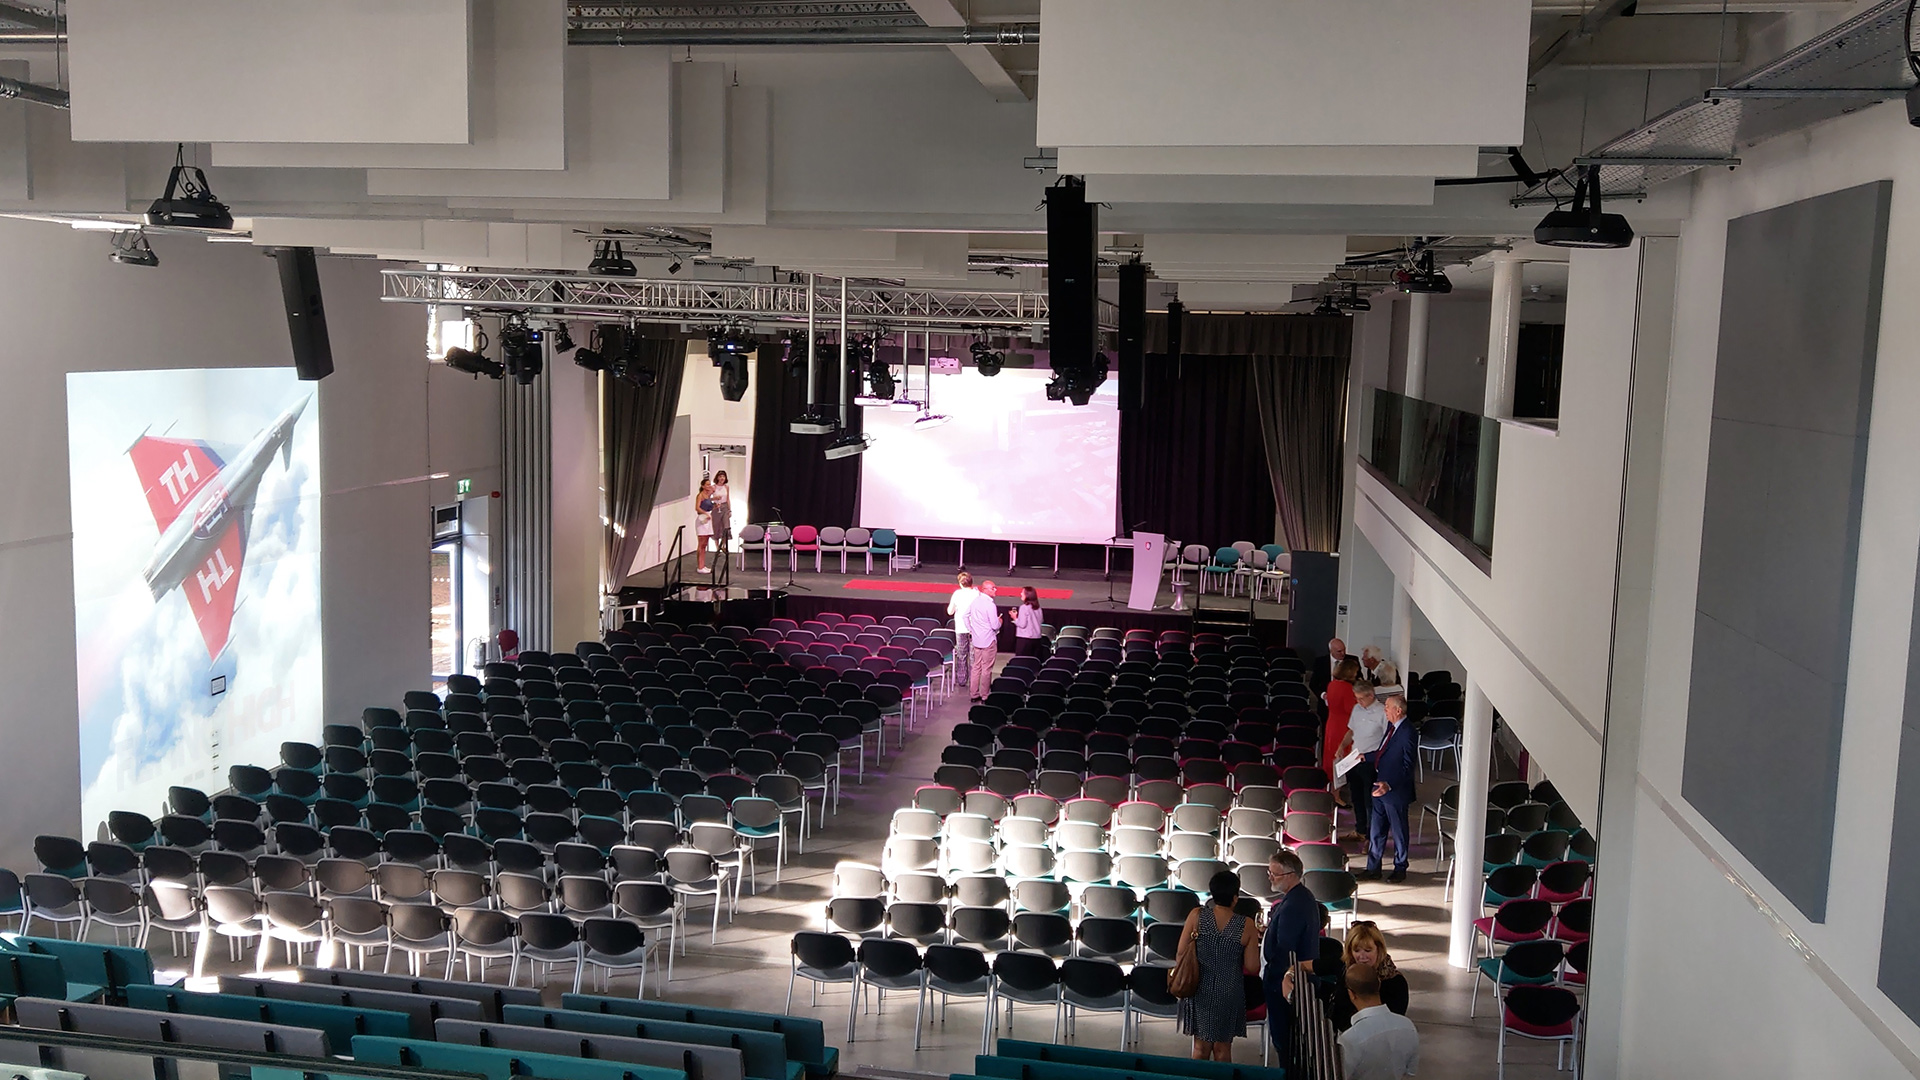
[661, 415, 692, 504]
[1878, 564, 1920, 1023]
[1681, 180, 1890, 922]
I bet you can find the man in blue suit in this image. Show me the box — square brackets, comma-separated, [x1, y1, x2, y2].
[1362, 694, 1418, 883]
[1264, 848, 1320, 1068]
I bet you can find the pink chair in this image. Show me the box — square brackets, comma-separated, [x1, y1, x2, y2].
[848, 614, 878, 627]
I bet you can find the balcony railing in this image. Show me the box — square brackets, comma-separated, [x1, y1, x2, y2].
[1364, 387, 1498, 557]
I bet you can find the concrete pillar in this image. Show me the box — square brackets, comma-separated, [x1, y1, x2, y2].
[1483, 255, 1525, 419]
[1449, 677, 1495, 968]
[1404, 292, 1431, 399]
[1391, 581, 1413, 681]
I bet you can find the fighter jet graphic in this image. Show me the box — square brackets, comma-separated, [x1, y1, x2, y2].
[127, 394, 312, 660]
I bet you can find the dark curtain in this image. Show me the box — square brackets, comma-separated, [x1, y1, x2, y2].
[748, 348, 864, 528]
[1128, 313, 1351, 553]
[604, 338, 688, 587]
[1118, 354, 1277, 549]
[1253, 355, 1350, 552]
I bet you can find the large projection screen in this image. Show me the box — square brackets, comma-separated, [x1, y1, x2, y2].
[68, 368, 323, 834]
[859, 367, 1119, 544]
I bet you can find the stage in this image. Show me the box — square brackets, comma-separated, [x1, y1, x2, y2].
[628, 553, 1290, 640]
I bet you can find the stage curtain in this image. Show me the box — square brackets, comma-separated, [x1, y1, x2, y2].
[604, 338, 689, 588]
[1124, 313, 1352, 554]
[1253, 354, 1350, 552]
[747, 347, 864, 530]
[1118, 354, 1277, 552]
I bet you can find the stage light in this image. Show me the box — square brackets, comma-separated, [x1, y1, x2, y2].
[970, 339, 1005, 377]
[552, 325, 577, 353]
[706, 326, 758, 358]
[588, 239, 637, 276]
[1342, 283, 1371, 312]
[913, 410, 951, 429]
[1311, 294, 1343, 317]
[667, 259, 683, 274]
[145, 145, 233, 231]
[1534, 164, 1635, 249]
[718, 353, 750, 402]
[109, 230, 158, 267]
[1045, 351, 1109, 407]
[499, 319, 544, 386]
[865, 354, 896, 401]
[620, 328, 658, 387]
[1394, 250, 1453, 294]
[823, 428, 873, 460]
[444, 345, 504, 380]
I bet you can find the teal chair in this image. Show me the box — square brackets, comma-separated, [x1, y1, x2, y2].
[866, 529, 898, 575]
[1203, 547, 1240, 595]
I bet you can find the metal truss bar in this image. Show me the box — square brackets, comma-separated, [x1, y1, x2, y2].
[568, 24, 1035, 45]
[1573, 155, 1740, 165]
[1704, 85, 1907, 98]
[380, 269, 1114, 331]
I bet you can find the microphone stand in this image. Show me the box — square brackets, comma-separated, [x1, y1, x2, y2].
[770, 506, 810, 592]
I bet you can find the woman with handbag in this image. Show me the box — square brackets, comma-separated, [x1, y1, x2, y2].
[1174, 870, 1263, 1061]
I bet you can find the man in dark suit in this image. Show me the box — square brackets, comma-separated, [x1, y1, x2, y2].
[1362, 694, 1418, 883]
[1309, 637, 1350, 697]
[1264, 848, 1321, 1067]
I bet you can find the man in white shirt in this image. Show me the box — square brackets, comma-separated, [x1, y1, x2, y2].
[948, 571, 978, 690]
[1337, 683, 1390, 843]
[965, 580, 1003, 701]
[1339, 963, 1418, 1079]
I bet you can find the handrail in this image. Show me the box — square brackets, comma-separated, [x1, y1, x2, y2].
[0, 1024, 483, 1080]
[663, 525, 685, 597]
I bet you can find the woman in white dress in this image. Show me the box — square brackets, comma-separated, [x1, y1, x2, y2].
[694, 481, 716, 573]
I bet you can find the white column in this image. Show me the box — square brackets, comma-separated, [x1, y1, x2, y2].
[1449, 677, 1495, 968]
[1483, 255, 1525, 419]
[1391, 581, 1413, 681]
[1404, 292, 1431, 399]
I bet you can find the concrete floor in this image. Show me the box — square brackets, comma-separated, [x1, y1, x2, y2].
[161, 668, 1582, 1080]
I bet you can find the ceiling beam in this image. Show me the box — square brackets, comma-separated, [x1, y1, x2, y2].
[904, 0, 1030, 102]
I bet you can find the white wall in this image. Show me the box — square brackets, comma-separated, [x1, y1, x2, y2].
[1609, 101, 1920, 1078]
[628, 344, 758, 578]
[1352, 240, 1652, 825]
[0, 218, 496, 871]
[549, 358, 602, 650]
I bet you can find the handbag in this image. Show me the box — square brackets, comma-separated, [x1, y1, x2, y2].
[1169, 933, 1201, 999]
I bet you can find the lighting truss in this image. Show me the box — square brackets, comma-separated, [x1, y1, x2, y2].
[381, 268, 1117, 334]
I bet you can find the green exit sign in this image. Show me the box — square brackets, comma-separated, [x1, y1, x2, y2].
[456, 478, 472, 496]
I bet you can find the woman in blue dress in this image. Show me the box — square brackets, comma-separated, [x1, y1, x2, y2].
[1178, 870, 1263, 1060]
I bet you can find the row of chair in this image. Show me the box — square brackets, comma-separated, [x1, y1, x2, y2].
[739, 525, 899, 575]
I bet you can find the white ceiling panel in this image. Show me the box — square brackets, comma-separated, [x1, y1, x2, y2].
[1085, 173, 1434, 206]
[367, 46, 672, 201]
[68, 0, 472, 144]
[211, 0, 565, 171]
[1056, 145, 1482, 178]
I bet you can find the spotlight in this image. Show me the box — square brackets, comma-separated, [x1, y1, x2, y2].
[444, 345, 504, 380]
[145, 144, 233, 231]
[499, 319, 544, 386]
[667, 260, 683, 275]
[913, 410, 951, 429]
[1045, 351, 1109, 407]
[706, 326, 758, 359]
[552, 324, 577, 354]
[588, 239, 637, 276]
[1394, 250, 1453, 294]
[1311, 294, 1343, 317]
[109, 230, 158, 267]
[1342, 283, 1371, 312]
[572, 325, 611, 372]
[823, 428, 873, 460]
[970, 339, 1005, 377]
[865, 352, 896, 401]
[1534, 164, 1635, 249]
[790, 410, 837, 434]
[620, 328, 657, 387]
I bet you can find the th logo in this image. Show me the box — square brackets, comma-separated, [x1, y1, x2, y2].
[196, 549, 235, 603]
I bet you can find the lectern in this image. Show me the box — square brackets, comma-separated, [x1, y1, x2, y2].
[1127, 532, 1165, 611]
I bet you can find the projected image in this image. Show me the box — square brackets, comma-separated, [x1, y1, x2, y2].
[68, 369, 322, 834]
[860, 367, 1119, 544]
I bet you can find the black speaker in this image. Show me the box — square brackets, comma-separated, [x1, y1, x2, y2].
[273, 247, 334, 381]
[1166, 299, 1185, 363]
[1117, 261, 1145, 368]
[721, 596, 778, 627]
[1046, 176, 1099, 370]
[1284, 551, 1340, 658]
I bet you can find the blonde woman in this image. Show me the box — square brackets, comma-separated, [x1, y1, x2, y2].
[1322, 921, 1410, 1028]
[694, 481, 716, 573]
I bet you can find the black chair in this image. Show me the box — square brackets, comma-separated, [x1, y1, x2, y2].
[1075, 916, 1140, 961]
[852, 937, 923, 1039]
[918, 943, 994, 1051]
[990, 951, 1061, 1039]
[787, 931, 859, 1036]
[1012, 911, 1073, 956]
[1058, 958, 1130, 1045]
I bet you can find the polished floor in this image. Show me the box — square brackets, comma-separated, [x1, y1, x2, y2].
[164, 668, 1578, 1080]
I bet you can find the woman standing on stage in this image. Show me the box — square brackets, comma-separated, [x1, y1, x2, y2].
[709, 471, 733, 574]
[694, 481, 717, 574]
[1013, 586, 1046, 657]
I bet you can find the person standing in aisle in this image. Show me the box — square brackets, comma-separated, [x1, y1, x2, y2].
[1013, 586, 1047, 657]
[1334, 682, 1389, 843]
[948, 571, 978, 690]
[1363, 695, 1418, 883]
[965, 580, 1002, 701]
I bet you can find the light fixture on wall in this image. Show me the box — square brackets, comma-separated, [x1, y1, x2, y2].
[109, 229, 158, 267]
[145, 145, 233, 231]
[1534, 164, 1635, 249]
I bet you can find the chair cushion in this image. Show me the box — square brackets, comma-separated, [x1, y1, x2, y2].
[1504, 1010, 1576, 1038]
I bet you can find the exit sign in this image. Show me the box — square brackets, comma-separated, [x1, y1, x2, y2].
[456, 478, 472, 495]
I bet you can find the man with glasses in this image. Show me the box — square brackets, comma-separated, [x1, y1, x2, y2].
[1263, 848, 1320, 1068]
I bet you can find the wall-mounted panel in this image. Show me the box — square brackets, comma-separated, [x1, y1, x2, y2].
[67, 0, 472, 144]
[1681, 180, 1890, 922]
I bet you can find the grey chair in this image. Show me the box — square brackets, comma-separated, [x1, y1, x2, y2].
[852, 937, 923, 1041]
[578, 917, 650, 994]
[23, 872, 85, 939]
[990, 950, 1061, 1040]
[666, 847, 732, 945]
[513, 910, 581, 987]
[451, 906, 518, 982]
[140, 879, 207, 962]
[917, 943, 994, 1051]
[1059, 957, 1132, 1047]
[613, 880, 678, 992]
[788, 930, 859, 1038]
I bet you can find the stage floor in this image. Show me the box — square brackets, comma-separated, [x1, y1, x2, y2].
[636, 552, 1290, 624]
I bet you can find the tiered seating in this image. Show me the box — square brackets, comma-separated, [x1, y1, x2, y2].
[12, 964, 838, 1080]
[28, 615, 957, 991]
[968, 1040, 1286, 1080]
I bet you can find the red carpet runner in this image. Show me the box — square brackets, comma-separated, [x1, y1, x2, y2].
[841, 578, 1075, 600]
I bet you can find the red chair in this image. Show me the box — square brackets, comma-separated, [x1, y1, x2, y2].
[1472, 897, 1553, 965]
[791, 526, 820, 571]
[1534, 860, 1592, 905]
[1548, 897, 1591, 944]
